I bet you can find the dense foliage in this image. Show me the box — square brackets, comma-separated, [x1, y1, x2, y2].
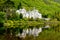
[0, 0, 60, 40]
[0, 0, 60, 20]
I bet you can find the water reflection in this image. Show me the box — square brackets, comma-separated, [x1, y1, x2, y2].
[16, 25, 50, 38]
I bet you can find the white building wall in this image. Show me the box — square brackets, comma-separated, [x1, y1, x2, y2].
[16, 8, 42, 19]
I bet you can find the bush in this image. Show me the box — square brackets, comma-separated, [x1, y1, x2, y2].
[0, 12, 5, 23]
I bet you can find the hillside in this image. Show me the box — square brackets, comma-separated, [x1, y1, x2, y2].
[0, 0, 60, 18]
[52, 0, 60, 3]
[11, 0, 60, 18]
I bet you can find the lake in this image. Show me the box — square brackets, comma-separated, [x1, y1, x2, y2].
[0, 22, 60, 40]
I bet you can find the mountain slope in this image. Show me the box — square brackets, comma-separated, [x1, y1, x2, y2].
[0, 0, 60, 18]
[12, 0, 60, 17]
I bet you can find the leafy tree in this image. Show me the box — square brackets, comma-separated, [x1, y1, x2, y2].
[0, 12, 5, 23]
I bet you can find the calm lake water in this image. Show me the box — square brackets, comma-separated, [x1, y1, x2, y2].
[0, 23, 60, 40]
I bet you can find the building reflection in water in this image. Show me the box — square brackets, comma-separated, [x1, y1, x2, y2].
[16, 25, 50, 38]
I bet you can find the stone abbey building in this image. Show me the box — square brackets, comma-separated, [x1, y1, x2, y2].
[16, 8, 42, 19]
